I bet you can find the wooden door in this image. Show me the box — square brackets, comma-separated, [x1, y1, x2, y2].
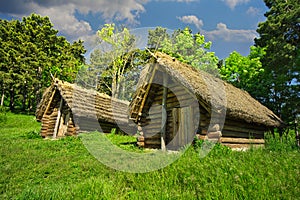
[170, 106, 194, 149]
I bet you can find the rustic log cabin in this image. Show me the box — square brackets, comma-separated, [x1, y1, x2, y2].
[36, 79, 136, 138]
[129, 52, 282, 150]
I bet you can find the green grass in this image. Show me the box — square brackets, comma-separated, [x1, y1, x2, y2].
[1, 113, 300, 199]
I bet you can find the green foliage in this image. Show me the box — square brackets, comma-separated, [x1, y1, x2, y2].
[0, 14, 86, 112]
[148, 27, 219, 74]
[89, 24, 148, 100]
[23, 130, 42, 139]
[1, 113, 300, 199]
[0, 106, 7, 124]
[255, 0, 300, 124]
[265, 131, 298, 152]
[220, 46, 266, 96]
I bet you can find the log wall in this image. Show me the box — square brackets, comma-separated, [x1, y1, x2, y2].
[138, 71, 201, 149]
[138, 70, 268, 150]
[40, 90, 78, 138]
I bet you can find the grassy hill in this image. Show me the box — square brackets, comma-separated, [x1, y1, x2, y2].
[1, 113, 299, 199]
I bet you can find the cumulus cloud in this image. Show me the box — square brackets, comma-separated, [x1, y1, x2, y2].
[221, 0, 250, 9]
[0, 0, 148, 41]
[246, 6, 261, 16]
[204, 23, 257, 42]
[177, 15, 255, 43]
[177, 15, 203, 30]
[33, 4, 92, 41]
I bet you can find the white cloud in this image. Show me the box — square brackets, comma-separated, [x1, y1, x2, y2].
[4, 0, 149, 42]
[34, 4, 93, 41]
[177, 15, 256, 43]
[204, 23, 257, 42]
[246, 6, 261, 16]
[221, 0, 250, 9]
[177, 15, 203, 30]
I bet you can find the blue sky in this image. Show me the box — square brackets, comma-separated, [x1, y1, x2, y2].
[0, 0, 268, 59]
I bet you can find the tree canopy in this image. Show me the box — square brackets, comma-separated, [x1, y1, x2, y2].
[148, 27, 219, 74]
[0, 13, 86, 111]
[255, 0, 300, 124]
[88, 24, 148, 100]
[220, 46, 266, 98]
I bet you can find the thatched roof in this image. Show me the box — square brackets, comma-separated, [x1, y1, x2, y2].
[36, 79, 131, 127]
[132, 52, 282, 128]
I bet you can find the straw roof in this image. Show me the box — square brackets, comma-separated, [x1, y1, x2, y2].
[36, 79, 131, 127]
[133, 52, 282, 128]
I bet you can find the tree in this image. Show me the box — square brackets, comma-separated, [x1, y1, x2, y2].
[148, 27, 219, 74]
[255, 0, 300, 124]
[89, 24, 147, 100]
[0, 14, 86, 111]
[220, 46, 266, 98]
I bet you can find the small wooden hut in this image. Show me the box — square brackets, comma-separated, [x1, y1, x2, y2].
[129, 52, 282, 150]
[36, 79, 136, 138]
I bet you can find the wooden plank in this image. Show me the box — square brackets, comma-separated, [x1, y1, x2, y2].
[221, 137, 265, 144]
[53, 98, 63, 138]
[222, 130, 263, 139]
[161, 72, 168, 151]
[223, 125, 265, 135]
[224, 119, 267, 131]
[172, 108, 179, 146]
[43, 87, 57, 117]
[223, 143, 264, 149]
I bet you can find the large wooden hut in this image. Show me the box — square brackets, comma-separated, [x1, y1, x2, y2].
[129, 52, 282, 150]
[36, 79, 136, 138]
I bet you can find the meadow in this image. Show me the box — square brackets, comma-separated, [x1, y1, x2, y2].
[1, 112, 299, 199]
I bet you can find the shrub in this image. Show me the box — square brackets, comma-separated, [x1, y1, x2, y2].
[24, 130, 42, 139]
[264, 131, 297, 152]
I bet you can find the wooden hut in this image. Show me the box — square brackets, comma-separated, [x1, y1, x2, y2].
[129, 52, 282, 150]
[36, 79, 136, 138]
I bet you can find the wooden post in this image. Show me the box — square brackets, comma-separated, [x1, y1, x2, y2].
[53, 98, 63, 139]
[161, 72, 168, 151]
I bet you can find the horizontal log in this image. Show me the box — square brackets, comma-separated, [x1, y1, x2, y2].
[208, 124, 220, 132]
[221, 137, 265, 144]
[197, 135, 221, 142]
[207, 131, 222, 138]
[222, 130, 263, 139]
[224, 119, 267, 131]
[143, 133, 161, 139]
[137, 136, 145, 142]
[197, 135, 206, 140]
[144, 140, 161, 145]
[223, 143, 264, 149]
[137, 142, 145, 147]
[223, 125, 265, 135]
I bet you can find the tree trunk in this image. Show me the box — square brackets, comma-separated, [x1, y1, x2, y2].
[1, 89, 4, 106]
[111, 74, 118, 98]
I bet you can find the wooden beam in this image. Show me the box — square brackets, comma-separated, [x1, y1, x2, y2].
[135, 65, 158, 120]
[53, 98, 63, 138]
[221, 137, 265, 144]
[223, 143, 264, 149]
[42, 86, 57, 118]
[161, 71, 168, 151]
